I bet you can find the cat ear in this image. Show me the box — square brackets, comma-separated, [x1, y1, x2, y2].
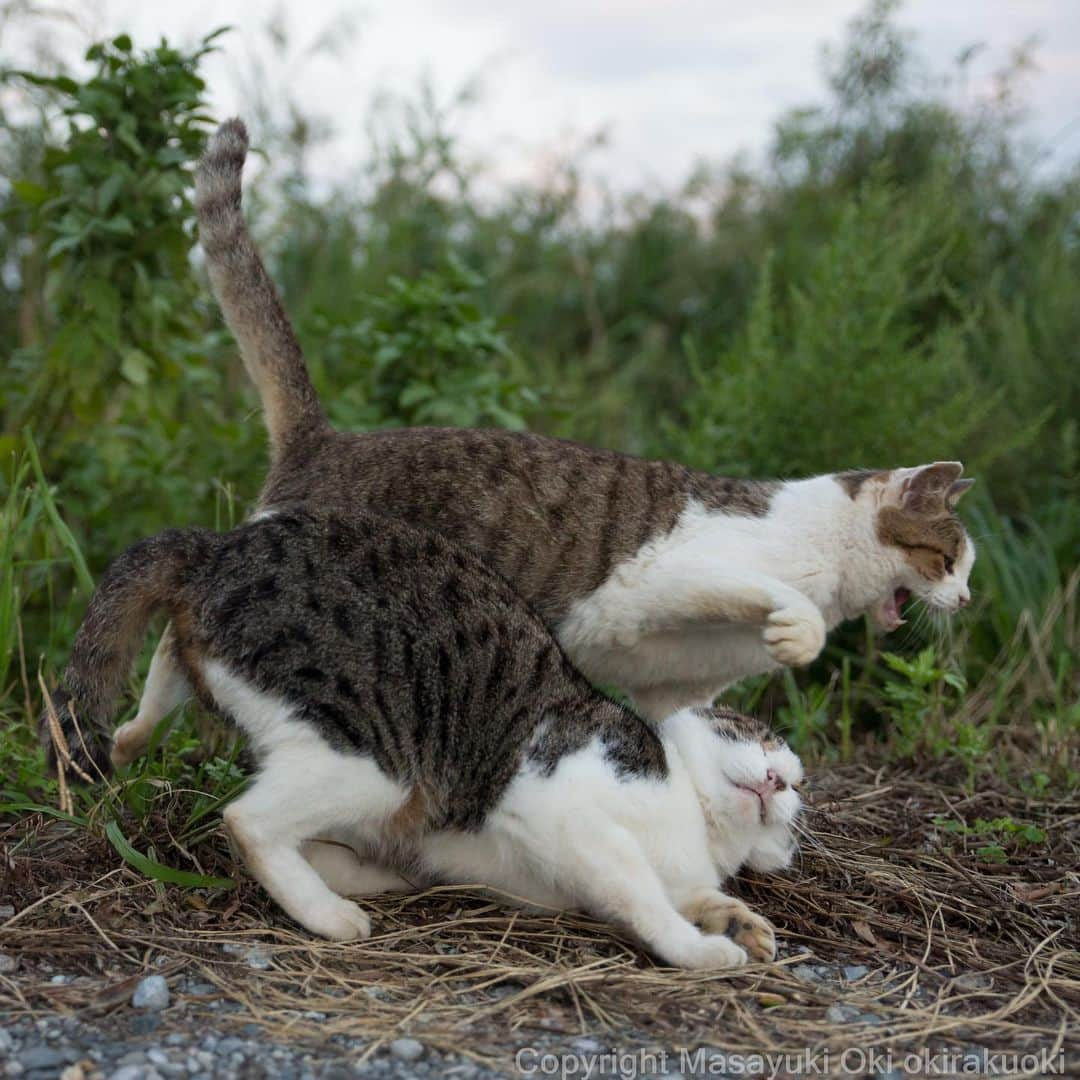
[898, 462, 964, 508]
[945, 477, 975, 507]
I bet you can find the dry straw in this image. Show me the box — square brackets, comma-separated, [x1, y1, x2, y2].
[1, 765, 1076, 1067]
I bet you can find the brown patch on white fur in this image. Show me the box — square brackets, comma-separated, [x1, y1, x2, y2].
[835, 469, 889, 499]
[876, 505, 968, 581]
[385, 785, 431, 838]
[873, 462, 972, 581]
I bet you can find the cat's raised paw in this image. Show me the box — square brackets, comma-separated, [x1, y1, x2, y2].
[762, 605, 826, 667]
[308, 898, 372, 942]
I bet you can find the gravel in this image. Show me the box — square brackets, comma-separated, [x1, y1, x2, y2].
[132, 977, 171, 1012]
[0, 1014, 518, 1079]
[0, 957, 1004, 1079]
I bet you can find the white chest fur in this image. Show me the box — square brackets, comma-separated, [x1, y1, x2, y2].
[556, 477, 879, 718]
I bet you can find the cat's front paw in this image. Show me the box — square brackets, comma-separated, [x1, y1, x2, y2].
[686, 895, 776, 963]
[762, 605, 826, 667]
[683, 934, 749, 970]
[307, 898, 372, 942]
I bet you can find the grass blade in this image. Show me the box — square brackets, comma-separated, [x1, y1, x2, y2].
[105, 819, 234, 889]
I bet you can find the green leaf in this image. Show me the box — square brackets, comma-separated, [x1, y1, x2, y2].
[0, 802, 85, 825]
[97, 172, 126, 214]
[120, 350, 152, 386]
[12, 180, 49, 206]
[105, 820, 234, 889]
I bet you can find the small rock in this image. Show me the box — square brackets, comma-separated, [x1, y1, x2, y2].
[5, 1063, 24, 1078]
[572, 1037, 604, 1053]
[18, 1046, 75, 1071]
[0, 955, 16, 974]
[389, 1039, 424, 1062]
[145, 1050, 169, 1067]
[109, 1068, 162, 1080]
[0, 1030, 13, 1053]
[859, 1012, 885, 1026]
[842, 964, 869, 980]
[244, 947, 272, 970]
[0, 905, 13, 918]
[791, 964, 822, 982]
[132, 975, 170, 1012]
[953, 972, 994, 992]
[50, 974, 71, 985]
[825, 1004, 862, 1024]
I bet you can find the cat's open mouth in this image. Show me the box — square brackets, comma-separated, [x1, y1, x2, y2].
[876, 587, 911, 631]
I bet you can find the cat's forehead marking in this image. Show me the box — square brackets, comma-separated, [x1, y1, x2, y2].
[876, 505, 968, 558]
[692, 705, 773, 744]
[835, 469, 889, 500]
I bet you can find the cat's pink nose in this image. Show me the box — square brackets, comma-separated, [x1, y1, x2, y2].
[765, 768, 787, 792]
[957, 592, 970, 608]
[747, 770, 784, 797]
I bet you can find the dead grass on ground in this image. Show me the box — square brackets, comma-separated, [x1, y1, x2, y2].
[1, 765, 1077, 1068]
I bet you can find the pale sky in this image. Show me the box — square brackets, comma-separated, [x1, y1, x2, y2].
[10, 1, 1080, 192]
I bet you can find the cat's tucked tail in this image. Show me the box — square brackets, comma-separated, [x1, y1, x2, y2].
[39, 529, 208, 780]
[195, 118, 328, 463]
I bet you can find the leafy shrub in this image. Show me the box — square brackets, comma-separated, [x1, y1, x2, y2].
[313, 257, 541, 431]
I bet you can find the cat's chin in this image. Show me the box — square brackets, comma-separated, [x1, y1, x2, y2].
[873, 586, 911, 631]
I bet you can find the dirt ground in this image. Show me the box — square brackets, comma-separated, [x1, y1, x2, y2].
[1, 763, 1077, 1077]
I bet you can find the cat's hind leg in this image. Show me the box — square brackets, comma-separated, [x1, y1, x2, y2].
[224, 786, 374, 942]
[111, 625, 192, 768]
[301, 840, 413, 898]
[204, 659, 412, 940]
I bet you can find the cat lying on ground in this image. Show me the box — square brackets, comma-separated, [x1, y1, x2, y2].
[42, 508, 801, 968]
[113, 119, 975, 767]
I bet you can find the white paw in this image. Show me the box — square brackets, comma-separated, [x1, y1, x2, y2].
[110, 718, 149, 768]
[308, 898, 372, 942]
[683, 934, 748, 970]
[762, 605, 826, 667]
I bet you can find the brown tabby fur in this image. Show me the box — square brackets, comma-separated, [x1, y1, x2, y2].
[196, 119, 778, 629]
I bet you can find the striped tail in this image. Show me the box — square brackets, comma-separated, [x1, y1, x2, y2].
[195, 119, 328, 463]
[40, 529, 208, 780]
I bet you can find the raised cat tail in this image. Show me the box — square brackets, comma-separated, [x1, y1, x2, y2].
[195, 118, 328, 463]
[39, 529, 209, 781]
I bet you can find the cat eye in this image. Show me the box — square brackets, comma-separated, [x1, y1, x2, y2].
[944, 556, 955, 573]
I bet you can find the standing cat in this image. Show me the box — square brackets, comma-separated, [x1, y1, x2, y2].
[115, 118, 975, 764]
[43, 508, 801, 968]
